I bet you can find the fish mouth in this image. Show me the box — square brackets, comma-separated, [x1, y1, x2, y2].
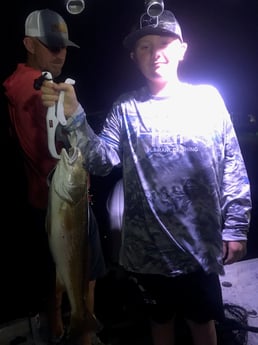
[63, 147, 81, 165]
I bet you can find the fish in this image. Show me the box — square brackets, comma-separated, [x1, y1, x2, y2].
[46, 146, 98, 341]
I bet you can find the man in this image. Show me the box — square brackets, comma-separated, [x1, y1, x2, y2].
[3, 8, 106, 345]
[40, 9, 252, 345]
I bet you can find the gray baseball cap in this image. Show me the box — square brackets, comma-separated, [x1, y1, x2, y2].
[123, 10, 183, 51]
[25, 9, 80, 49]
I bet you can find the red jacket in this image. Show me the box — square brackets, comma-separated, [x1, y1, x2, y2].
[3, 63, 59, 209]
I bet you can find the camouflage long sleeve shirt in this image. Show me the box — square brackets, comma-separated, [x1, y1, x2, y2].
[66, 83, 252, 277]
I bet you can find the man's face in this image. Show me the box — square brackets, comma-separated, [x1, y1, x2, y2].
[131, 35, 187, 83]
[32, 38, 67, 78]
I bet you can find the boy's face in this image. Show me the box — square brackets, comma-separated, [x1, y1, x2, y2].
[131, 35, 187, 83]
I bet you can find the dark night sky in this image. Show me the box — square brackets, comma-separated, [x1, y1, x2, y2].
[1, 0, 258, 118]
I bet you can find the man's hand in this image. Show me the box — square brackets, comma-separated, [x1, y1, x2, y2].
[223, 240, 247, 265]
[41, 80, 79, 118]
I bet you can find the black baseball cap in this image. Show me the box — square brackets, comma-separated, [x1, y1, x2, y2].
[25, 9, 79, 49]
[123, 10, 183, 51]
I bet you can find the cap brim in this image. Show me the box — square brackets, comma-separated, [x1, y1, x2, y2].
[123, 27, 180, 51]
[39, 36, 80, 49]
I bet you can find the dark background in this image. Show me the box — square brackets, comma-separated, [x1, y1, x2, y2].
[1, 0, 258, 115]
[0, 0, 258, 325]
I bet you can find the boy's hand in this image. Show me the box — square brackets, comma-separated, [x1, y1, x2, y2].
[223, 240, 247, 265]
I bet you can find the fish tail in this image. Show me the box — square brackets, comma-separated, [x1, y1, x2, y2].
[68, 310, 98, 339]
[84, 310, 99, 332]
